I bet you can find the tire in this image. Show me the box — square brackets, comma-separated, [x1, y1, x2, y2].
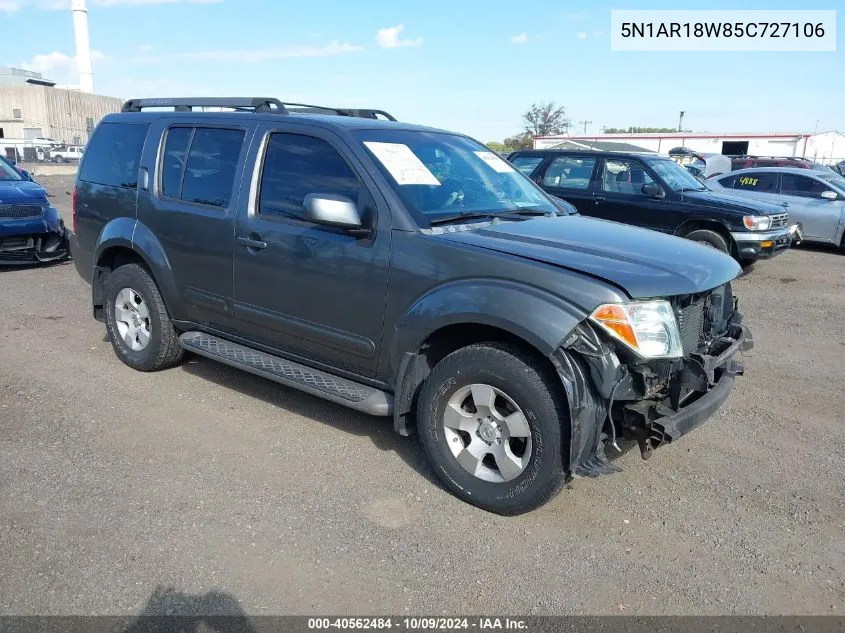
[103, 263, 184, 372]
[685, 229, 729, 254]
[416, 343, 569, 515]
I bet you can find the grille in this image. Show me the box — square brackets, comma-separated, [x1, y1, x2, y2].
[770, 212, 789, 229]
[676, 300, 705, 355]
[0, 204, 43, 219]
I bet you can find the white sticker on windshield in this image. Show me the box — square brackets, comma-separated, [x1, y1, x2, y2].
[364, 142, 441, 186]
[474, 151, 515, 173]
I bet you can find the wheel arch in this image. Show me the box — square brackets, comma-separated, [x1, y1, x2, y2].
[675, 219, 737, 256]
[92, 219, 179, 322]
[387, 279, 589, 438]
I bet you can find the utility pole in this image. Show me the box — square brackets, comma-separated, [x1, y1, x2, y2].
[678, 111, 685, 132]
[579, 120, 592, 134]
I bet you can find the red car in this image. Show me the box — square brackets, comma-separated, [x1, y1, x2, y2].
[731, 155, 830, 171]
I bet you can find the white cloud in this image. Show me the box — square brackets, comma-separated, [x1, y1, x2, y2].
[375, 24, 422, 49]
[4, 0, 221, 9]
[137, 44, 154, 51]
[132, 40, 363, 64]
[0, 0, 22, 12]
[510, 33, 528, 44]
[576, 31, 588, 40]
[18, 49, 107, 76]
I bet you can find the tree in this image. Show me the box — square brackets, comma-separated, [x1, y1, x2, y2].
[486, 141, 508, 154]
[523, 102, 570, 136]
[503, 132, 534, 151]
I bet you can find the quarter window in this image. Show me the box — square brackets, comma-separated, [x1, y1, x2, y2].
[510, 155, 543, 176]
[601, 159, 655, 195]
[79, 122, 149, 189]
[258, 133, 361, 221]
[541, 156, 596, 190]
[159, 126, 244, 208]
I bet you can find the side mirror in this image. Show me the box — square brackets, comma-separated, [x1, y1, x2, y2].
[304, 193, 365, 231]
[641, 182, 663, 197]
[820, 190, 838, 201]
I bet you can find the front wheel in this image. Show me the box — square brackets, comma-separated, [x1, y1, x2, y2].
[685, 229, 730, 254]
[416, 343, 569, 515]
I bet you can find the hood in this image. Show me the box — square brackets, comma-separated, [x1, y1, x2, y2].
[438, 215, 741, 299]
[0, 179, 48, 204]
[682, 189, 785, 215]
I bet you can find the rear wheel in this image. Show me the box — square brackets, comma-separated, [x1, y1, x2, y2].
[685, 228, 729, 254]
[416, 343, 569, 515]
[103, 263, 184, 372]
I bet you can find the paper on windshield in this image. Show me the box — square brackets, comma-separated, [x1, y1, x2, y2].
[473, 151, 515, 173]
[364, 142, 441, 186]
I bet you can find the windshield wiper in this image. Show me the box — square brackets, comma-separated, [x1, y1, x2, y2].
[679, 186, 708, 192]
[429, 211, 527, 226]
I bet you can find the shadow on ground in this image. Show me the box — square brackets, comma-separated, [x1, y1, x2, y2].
[179, 353, 439, 488]
[120, 587, 254, 633]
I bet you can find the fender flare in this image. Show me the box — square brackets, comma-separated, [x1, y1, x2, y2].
[387, 278, 589, 435]
[92, 219, 179, 318]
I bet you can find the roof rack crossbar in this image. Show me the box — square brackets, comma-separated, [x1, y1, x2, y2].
[121, 98, 288, 113]
[280, 102, 397, 121]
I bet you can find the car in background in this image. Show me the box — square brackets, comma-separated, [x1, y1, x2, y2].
[730, 155, 833, 172]
[710, 167, 845, 248]
[0, 156, 69, 265]
[0, 155, 34, 181]
[668, 147, 731, 179]
[507, 149, 795, 264]
[49, 145, 85, 163]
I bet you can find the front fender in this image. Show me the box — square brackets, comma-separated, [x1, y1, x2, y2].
[386, 278, 588, 379]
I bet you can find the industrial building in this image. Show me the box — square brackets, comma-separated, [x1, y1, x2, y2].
[534, 131, 845, 163]
[0, 72, 122, 149]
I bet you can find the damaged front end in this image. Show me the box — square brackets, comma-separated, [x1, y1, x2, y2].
[0, 204, 69, 266]
[551, 282, 753, 478]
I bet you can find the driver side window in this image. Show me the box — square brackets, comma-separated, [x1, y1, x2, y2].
[601, 159, 654, 195]
[542, 156, 596, 190]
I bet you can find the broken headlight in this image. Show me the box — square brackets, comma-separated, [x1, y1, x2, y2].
[590, 300, 683, 359]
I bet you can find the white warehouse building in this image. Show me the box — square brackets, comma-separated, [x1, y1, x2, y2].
[534, 131, 845, 163]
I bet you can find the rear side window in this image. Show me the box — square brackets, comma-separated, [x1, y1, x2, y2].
[79, 122, 148, 188]
[258, 133, 361, 221]
[732, 172, 779, 193]
[510, 155, 543, 176]
[541, 156, 596, 190]
[781, 174, 831, 198]
[159, 126, 244, 208]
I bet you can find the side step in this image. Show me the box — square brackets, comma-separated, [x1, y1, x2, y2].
[179, 331, 392, 416]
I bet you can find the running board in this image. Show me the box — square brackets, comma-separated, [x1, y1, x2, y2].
[179, 331, 392, 416]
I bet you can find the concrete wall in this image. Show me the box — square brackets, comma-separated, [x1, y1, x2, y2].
[0, 85, 122, 145]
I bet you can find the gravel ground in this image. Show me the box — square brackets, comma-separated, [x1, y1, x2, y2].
[1, 175, 843, 616]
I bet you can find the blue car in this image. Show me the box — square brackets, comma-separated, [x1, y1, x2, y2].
[0, 156, 69, 265]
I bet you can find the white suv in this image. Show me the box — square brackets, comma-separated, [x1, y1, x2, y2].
[50, 146, 84, 163]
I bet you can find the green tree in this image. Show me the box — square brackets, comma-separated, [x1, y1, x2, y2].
[523, 102, 570, 136]
[603, 126, 690, 133]
[486, 141, 508, 154]
[503, 132, 534, 151]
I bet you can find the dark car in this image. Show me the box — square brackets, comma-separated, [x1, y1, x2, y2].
[0, 156, 69, 265]
[730, 155, 832, 172]
[508, 149, 794, 264]
[70, 97, 752, 515]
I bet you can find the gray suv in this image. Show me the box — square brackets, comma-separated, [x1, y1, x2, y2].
[69, 98, 752, 515]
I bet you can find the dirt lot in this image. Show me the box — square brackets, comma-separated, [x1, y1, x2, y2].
[1, 175, 843, 616]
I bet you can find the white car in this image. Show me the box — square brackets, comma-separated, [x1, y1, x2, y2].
[710, 167, 845, 248]
[50, 146, 84, 163]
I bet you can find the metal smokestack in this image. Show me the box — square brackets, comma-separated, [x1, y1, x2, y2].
[72, 0, 94, 93]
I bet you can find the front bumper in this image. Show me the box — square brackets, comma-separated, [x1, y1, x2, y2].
[0, 207, 69, 266]
[730, 226, 791, 260]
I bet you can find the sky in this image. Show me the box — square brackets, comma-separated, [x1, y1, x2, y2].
[1, 0, 842, 142]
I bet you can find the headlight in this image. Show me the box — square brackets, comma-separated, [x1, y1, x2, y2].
[743, 215, 772, 230]
[590, 300, 683, 359]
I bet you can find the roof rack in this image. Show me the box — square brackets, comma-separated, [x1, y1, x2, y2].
[121, 98, 397, 121]
[730, 154, 812, 160]
[122, 98, 287, 113]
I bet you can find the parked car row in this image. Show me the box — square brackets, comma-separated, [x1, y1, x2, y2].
[507, 149, 800, 263]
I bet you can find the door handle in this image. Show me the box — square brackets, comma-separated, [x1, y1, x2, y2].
[237, 236, 267, 250]
[594, 195, 606, 202]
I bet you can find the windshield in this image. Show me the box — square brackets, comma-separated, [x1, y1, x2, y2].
[354, 130, 557, 224]
[647, 158, 707, 191]
[0, 158, 23, 182]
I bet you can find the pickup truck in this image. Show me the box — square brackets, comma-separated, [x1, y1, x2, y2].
[69, 97, 752, 515]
